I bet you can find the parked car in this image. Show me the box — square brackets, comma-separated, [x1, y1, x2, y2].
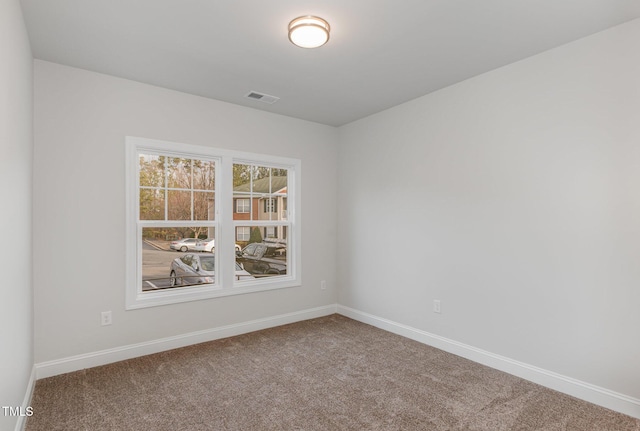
[236, 242, 287, 276]
[201, 239, 242, 253]
[169, 238, 205, 252]
[169, 254, 253, 286]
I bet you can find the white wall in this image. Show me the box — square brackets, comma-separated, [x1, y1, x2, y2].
[338, 19, 640, 401]
[0, 1, 33, 430]
[33, 61, 338, 363]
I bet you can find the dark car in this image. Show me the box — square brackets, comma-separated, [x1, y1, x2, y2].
[236, 243, 287, 276]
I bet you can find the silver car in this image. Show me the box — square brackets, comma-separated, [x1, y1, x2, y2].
[169, 238, 205, 252]
[169, 253, 253, 286]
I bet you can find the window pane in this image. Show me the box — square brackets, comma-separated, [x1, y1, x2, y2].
[167, 157, 191, 189]
[139, 154, 165, 188]
[139, 189, 165, 220]
[268, 171, 287, 221]
[193, 160, 215, 191]
[142, 227, 215, 291]
[194, 192, 215, 221]
[233, 163, 254, 188]
[235, 225, 288, 282]
[167, 190, 192, 220]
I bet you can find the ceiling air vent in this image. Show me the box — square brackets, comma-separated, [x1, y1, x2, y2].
[245, 91, 280, 104]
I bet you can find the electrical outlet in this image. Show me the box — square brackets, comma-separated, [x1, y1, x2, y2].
[320, 280, 327, 290]
[433, 300, 441, 314]
[101, 311, 112, 326]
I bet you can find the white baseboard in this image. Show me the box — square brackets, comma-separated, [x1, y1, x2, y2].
[337, 305, 640, 420]
[35, 304, 337, 380]
[15, 365, 36, 431]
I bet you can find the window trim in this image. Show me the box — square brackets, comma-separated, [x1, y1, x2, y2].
[126, 136, 301, 310]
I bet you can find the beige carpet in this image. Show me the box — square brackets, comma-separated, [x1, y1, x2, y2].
[27, 315, 640, 430]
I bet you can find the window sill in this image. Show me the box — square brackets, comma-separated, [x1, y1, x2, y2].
[126, 278, 300, 310]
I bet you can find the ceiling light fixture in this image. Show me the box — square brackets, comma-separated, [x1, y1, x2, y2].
[288, 16, 330, 48]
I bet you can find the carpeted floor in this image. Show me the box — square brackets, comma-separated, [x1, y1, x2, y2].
[27, 314, 640, 430]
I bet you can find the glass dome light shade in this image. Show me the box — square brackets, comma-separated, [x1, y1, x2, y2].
[288, 16, 330, 48]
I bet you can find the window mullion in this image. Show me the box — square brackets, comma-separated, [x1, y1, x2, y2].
[190, 159, 194, 221]
[268, 171, 272, 221]
[163, 157, 169, 220]
[218, 155, 235, 289]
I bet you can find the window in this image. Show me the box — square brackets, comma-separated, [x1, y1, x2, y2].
[126, 137, 301, 309]
[236, 198, 250, 213]
[137, 152, 217, 294]
[232, 162, 290, 283]
[236, 226, 250, 242]
[265, 226, 276, 238]
[264, 198, 277, 213]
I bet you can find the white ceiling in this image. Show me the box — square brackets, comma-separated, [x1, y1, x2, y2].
[20, 0, 640, 126]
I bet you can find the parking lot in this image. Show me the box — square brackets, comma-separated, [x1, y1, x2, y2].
[142, 241, 185, 290]
[141, 239, 287, 291]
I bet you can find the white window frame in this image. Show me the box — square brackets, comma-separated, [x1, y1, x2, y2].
[126, 136, 301, 309]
